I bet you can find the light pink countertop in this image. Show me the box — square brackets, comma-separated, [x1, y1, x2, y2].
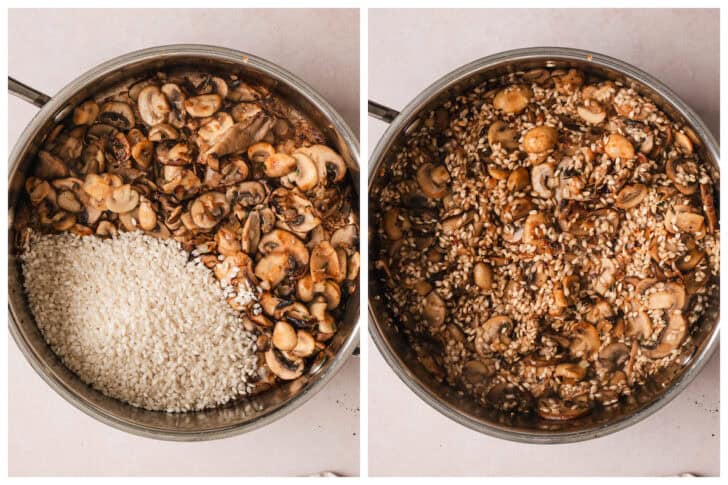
[368, 8, 719, 477]
[9, 8, 360, 477]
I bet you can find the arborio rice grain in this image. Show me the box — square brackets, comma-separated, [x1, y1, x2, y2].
[21, 230, 259, 412]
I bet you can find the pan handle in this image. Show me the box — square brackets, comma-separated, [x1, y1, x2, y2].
[368, 100, 399, 124]
[9, 77, 51, 108]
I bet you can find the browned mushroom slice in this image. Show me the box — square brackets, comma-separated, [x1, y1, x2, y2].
[295, 145, 347, 185]
[577, 103, 606, 125]
[189, 192, 230, 229]
[161, 83, 186, 128]
[507, 167, 530, 192]
[25, 178, 54, 205]
[461, 360, 495, 387]
[473, 262, 493, 292]
[264, 153, 297, 177]
[537, 397, 591, 421]
[604, 133, 635, 160]
[569, 322, 600, 360]
[197, 112, 234, 147]
[105, 184, 140, 213]
[643, 310, 688, 359]
[228, 81, 264, 102]
[383, 208, 410, 240]
[239, 210, 261, 255]
[291, 330, 316, 358]
[493, 85, 532, 114]
[475, 315, 512, 355]
[531, 162, 556, 199]
[554, 362, 587, 381]
[98, 101, 135, 130]
[416, 163, 450, 199]
[310, 241, 342, 282]
[265, 348, 304, 380]
[616, 184, 647, 210]
[665, 158, 698, 195]
[269, 187, 320, 233]
[35, 150, 69, 179]
[208, 115, 273, 157]
[421, 291, 446, 328]
[626, 309, 653, 339]
[272, 321, 298, 351]
[107, 132, 131, 163]
[283, 152, 319, 191]
[676, 249, 705, 273]
[648, 281, 686, 310]
[95, 220, 118, 237]
[148, 123, 180, 142]
[73, 100, 99, 125]
[259, 229, 309, 267]
[247, 142, 275, 164]
[131, 140, 154, 169]
[214, 225, 240, 256]
[136, 85, 170, 127]
[700, 182, 718, 233]
[51, 212, 77, 231]
[331, 224, 358, 253]
[522, 125, 558, 154]
[599, 342, 630, 371]
[184, 94, 222, 118]
[487, 382, 534, 413]
[487, 121, 518, 150]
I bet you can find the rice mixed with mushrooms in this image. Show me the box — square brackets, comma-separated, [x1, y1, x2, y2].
[372, 67, 719, 420]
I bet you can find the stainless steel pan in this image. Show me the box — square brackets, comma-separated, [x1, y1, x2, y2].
[368, 47, 719, 443]
[9, 44, 360, 441]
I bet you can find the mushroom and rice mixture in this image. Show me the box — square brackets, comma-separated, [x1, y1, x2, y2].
[372, 68, 718, 420]
[15, 69, 359, 412]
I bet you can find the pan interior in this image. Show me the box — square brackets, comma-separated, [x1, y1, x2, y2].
[368, 53, 719, 441]
[9, 49, 359, 439]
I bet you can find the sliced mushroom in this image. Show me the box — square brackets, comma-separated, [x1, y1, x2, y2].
[95, 220, 118, 237]
[416, 163, 450, 199]
[272, 321, 298, 351]
[265, 348, 304, 380]
[647, 281, 686, 310]
[131, 140, 154, 169]
[258, 229, 309, 267]
[507, 167, 530, 192]
[700, 182, 718, 233]
[35, 151, 69, 179]
[310, 241, 342, 282]
[422, 291, 446, 328]
[599, 343, 630, 371]
[190, 192, 230, 229]
[569, 322, 600, 360]
[643, 310, 687, 359]
[331, 225, 358, 252]
[148, 123, 180, 142]
[626, 309, 653, 339]
[616, 184, 647, 210]
[383, 208, 410, 240]
[475, 316, 512, 355]
[269, 187, 321, 233]
[522, 125, 558, 154]
[537, 397, 591, 421]
[487, 121, 518, 150]
[594, 257, 617, 296]
[493, 85, 531, 114]
[676, 249, 705, 272]
[473, 262, 493, 291]
[208, 115, 273, 157]
[184, 94, 222, 118]
[105, 184, 139, 213]
[73, 100, 99, 125]
[161, 83, 186, 128]
[284, 152, 319, 191]
[604, 133, 635, 160]
[555, 362, 587, 381]
[137, 86, 170, 126]
[665, 158, 698, 195]
[674, 131, 693, 155]
[264, 152, 297, 177]
[531, 162, 556, 199]
[577, 103, 606, 124]
[56, 190, 82, 213]
[240, 210, 261, 254]
[98, 101, 135, 130]
[291, 330, 316, 358]
[295, 145, 347, 185]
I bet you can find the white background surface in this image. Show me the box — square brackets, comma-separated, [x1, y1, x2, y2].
[8, 8, 360, 476]
[368, 8, 719, 477]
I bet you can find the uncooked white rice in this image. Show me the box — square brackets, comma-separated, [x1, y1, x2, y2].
[21, 230, 259, 412]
